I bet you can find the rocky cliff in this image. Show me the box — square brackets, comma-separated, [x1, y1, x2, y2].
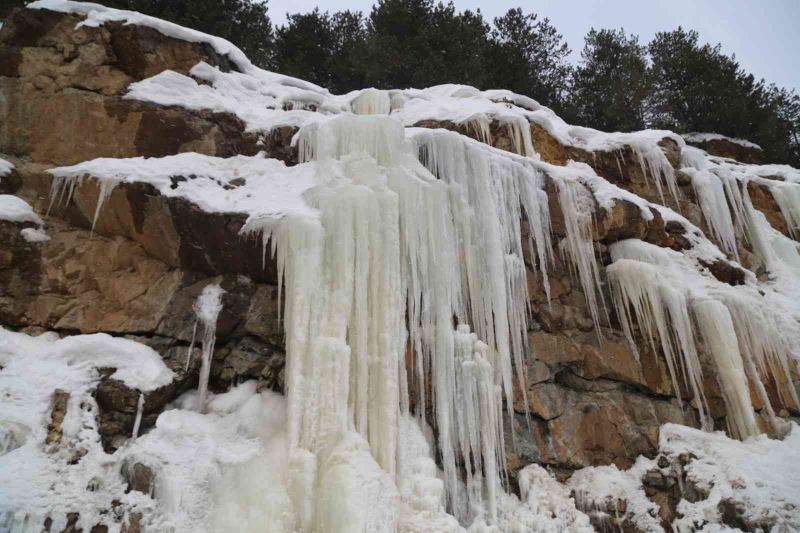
[1, 3, 799, 533]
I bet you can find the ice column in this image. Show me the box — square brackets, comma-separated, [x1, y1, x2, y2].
[193, 283, 225, 413]
[692, 298, 759, 439]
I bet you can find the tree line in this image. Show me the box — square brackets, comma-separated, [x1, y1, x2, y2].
[4, 0, 798, 165]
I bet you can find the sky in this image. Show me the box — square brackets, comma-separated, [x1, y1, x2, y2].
[267, 0, 800, 92]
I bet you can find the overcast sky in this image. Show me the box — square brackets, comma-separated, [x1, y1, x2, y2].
[267, 0, 799, 92]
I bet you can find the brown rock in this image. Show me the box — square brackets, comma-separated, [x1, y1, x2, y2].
[46, 389, 70, 446]
[684, 137, 762, 164]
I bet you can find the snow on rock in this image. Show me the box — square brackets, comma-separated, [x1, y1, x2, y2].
[0, 157, 13, 178]
[481, 464, 593, 532]
[569, 457, 664, 533]
[682, 132, 762, 151]
[29, 0, 253, 71]
[661, 422, 800, 531]
[0, 194, 43, 225]
[0, 327, 174, 532]
[48, 152, 319, 230]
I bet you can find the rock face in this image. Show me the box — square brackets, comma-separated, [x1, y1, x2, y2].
[683, 135, 763, 165]
[1, 6, 799, 533]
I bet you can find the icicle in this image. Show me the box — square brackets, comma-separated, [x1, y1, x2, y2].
[193, 283, 225, 413]
[768, 182, 800, 240]
[46, 174, 119, 233]
[499, 116, 535, 157]
[467, 114, 492, 145]
[131, 392, 144, 438]
[350, 88, 391, 115]
[718, 290, 800, 414]
[691, 298, 758, 440]
[606, 254, 710, 429]
[688, 169, 740, 261]
[184, 321, 197, 372]
[554, 177, 606, 332]
[631, 142, 680, 206]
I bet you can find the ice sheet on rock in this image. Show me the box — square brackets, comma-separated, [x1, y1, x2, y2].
[607, 237, 800, 439]
[768, 180, 800, 239]
[0, 194, 44, 225]
[298, 114, 406, 166]
[685, 167, 740, 260]
[552, 177, 607, 332]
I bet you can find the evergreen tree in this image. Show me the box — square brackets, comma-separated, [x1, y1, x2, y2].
[569, 28, 648, 132]
[646, 28, 751, 135]
[363, 0, 490, 90]
[273, 9, 368, 93]
[486, 8, 571, 108]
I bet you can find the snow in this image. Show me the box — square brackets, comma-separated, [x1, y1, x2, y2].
[20, 227, 50, 242]
[0, 327, 173, 532]
[660, 422, 800, 531]
[49, 152, 319, 230]
[29, 0, 253, 71]
[569, 457, 664, 533]
[0, 157, 13, 177]
[682, 132, 762, 151]
[0, 194, 43, 225]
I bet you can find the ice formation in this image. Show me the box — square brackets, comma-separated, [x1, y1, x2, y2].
[351, 88, 391, 115]
[192, 284, 225, 412]
[608, 234, 800, 439]
[553, 177, 606, 331]
[5, 3, 800, 533]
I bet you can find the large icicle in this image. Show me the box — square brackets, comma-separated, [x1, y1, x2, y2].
[691, 298, 759, 440]
[606, 256, 710, 429]
[769, 181, 800, 240]
[686, 168, 740, 260]
[553, 177, 606, 331]
[193, 283, 225, 413]
[279, 116, 555, 526]
[631, 142, 681, 206]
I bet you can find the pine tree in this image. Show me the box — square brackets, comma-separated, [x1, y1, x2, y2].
[569, 28, 648, 132]
[647, 28, 751, 134]
[486, 8, 572, 108]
